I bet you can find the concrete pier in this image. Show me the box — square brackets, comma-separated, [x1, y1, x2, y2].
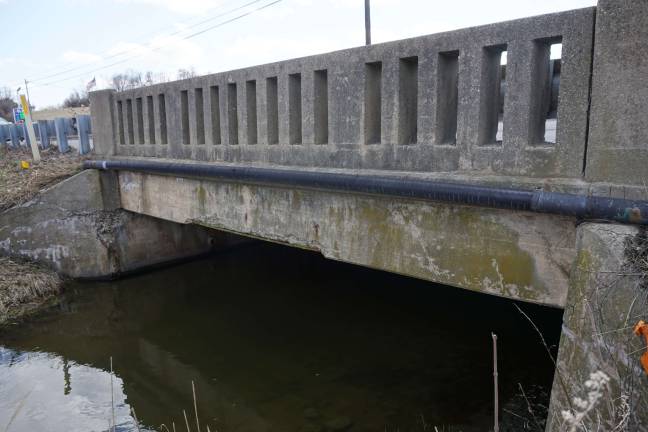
[546, 223, 648, 430]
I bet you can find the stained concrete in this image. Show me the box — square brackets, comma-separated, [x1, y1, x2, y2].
[118, 170, 577, 307]
[90, 89, 116, 157]
[91, 7, 594, 179]
[0, 170, 241, 279]
[586, 0, 648, 186]
[546, 223, 648, 431]
[79, 1, 648, 428]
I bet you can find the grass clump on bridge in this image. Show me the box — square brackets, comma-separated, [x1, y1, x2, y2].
[0, 145, 85, 212]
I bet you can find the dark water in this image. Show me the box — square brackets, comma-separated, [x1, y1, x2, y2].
[0, 242, 562, 432]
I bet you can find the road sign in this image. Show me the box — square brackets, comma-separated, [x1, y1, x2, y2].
[13, 107, 24, 124]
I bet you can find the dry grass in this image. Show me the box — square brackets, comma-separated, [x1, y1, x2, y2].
[625, 227, 648, 290]
[0, 256, 61, 324]
[0, 145, 85, 212]
[0, 145, 76, 323]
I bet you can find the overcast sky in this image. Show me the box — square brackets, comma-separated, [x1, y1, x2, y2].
[0, 0, 596, 108]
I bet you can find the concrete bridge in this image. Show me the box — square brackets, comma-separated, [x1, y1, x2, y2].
[2, 0, 647, 429]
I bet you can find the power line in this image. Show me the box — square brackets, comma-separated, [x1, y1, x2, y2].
[5, 0, 263, 87]
[180, 0, 280, 39]
[24, 0, 267, 85]
[36, 0, 282, 88]
[21, 0, 257, 83]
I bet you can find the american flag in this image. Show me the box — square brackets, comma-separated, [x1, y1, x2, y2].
[86, 77, 96, 91]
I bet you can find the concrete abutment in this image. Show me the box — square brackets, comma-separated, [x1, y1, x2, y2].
[546, 224, 648, 431]
[0, 170, 246, 279]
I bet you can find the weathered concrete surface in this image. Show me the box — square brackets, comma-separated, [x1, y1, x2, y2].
[93, 7, 594, 179]
[586, 0, 648, 186]
[88, 1, 648, 200]
[0, 170, 238, 278]
[118, 171, 577, 307]
[546, 224, 648, 431]
[90, 89, 116, 157]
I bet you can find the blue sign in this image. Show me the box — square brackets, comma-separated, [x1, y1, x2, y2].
[13, 107, 24, 124]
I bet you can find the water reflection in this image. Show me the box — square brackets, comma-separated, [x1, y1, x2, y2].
[0, 242, 563, 431]
[0, 348, 143, 431]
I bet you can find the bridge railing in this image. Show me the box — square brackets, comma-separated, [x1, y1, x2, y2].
[91, 7, 595, 179]
[0, 115, 93, 155]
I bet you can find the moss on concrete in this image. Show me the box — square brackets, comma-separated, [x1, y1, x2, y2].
[196, 183, 207, 214]
[121, 171, 575, 307]
[353, 200, 541, 301]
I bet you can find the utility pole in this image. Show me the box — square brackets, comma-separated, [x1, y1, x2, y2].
[365, 0, 371, 45]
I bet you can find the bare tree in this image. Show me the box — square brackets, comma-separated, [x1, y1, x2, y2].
[0, 87, 18, 122]
[62, 89, 90, 108]
[127, 71, 143, 89]
[110, 70, 144, 91]
[144, 71, 155, 86]
[177, 67, 198, 80]
[144, 71, 169, 86]
[110, 70, 169, 91]
[111, 73, 129, 92]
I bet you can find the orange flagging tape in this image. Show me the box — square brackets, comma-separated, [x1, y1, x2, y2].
[634, 320, 648, 375]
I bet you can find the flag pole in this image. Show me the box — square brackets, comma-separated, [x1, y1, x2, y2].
[365, 0, 371, 45]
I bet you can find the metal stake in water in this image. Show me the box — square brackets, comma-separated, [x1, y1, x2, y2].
[492, 333, 499, 432]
